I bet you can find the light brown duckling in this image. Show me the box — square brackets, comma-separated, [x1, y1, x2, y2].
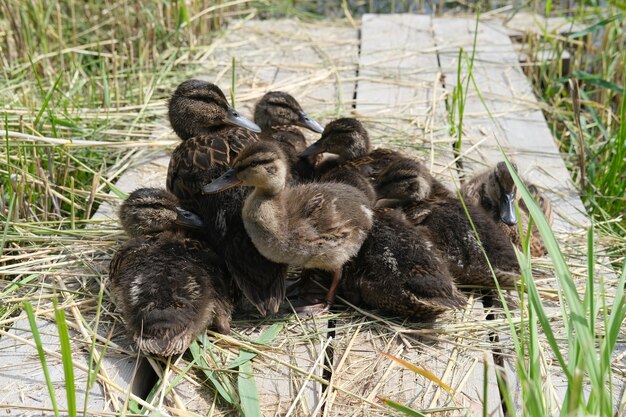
[375, 159, 520, 287]
[254, 91, 323, 182]
[167, 80, 288, 317]
[461, 161, 552, 257]
[341, 208, 467, 318]
[203, 141, 373, 312]
[109, 188, 234, 356]
[301, 117, 408, 186]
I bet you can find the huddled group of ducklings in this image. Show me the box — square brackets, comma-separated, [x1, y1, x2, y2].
[109, 79, 552, 357]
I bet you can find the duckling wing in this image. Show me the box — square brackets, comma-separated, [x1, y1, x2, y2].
[167, 129, 258, 198]
[289, 183, 372, 243]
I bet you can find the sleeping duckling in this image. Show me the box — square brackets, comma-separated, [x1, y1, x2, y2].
[341, 208, 467, 318]
[375, 159, 520, 287]
[461, 161, 552, 257]
[203, 141, 373, 312]
[109, 188, 234, 356]
[301, 117, 407, 186]
[254, 91, 323, 182]
[167, 80, 288, 317]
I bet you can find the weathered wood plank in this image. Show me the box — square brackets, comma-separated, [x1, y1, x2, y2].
[433, 16, 624, 415]
[324, 14, 504, 416]
[432, 17, 587, 233]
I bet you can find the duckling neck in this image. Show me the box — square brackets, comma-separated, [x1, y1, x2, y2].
[242, 188, 287, 255]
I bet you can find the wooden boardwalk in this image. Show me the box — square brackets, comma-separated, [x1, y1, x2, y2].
[1, 13, 623, 417]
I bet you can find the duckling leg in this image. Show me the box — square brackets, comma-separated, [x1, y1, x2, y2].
[324, 269, 342, 310]
[294, 269, 342, 315]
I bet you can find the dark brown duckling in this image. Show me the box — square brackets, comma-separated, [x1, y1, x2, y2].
[301, 117, 407, 185]
[341, 208, 467, 318]
[375, 159, 520, 287]
[461, 161, 552, 257]
[109, 188, 234, 356]
[167, 80, 260, 243]
[166, 80, 288, 317]
[203, 141, 373, 313]
[254, 91, 323, 182]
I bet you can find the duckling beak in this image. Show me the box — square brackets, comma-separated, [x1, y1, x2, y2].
[300, 141, 324, 157]
[374, 198, 402, 209]
[174, 207, 205, 228]
[298, 111, 324, 133]
[226, 106, 262, 133]
[500, 192, 517, 226]
[202, 169, 243, 194]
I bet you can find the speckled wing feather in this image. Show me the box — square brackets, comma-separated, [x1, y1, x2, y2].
[167, 128, 258, 245]
[167, 128, 258, 199]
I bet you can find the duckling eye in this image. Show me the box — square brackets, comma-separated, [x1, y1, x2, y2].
[178, 209, 194, 218]
[248, 159, 273, 168]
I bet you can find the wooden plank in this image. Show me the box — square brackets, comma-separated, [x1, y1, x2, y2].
[432, 16, 624, 415]
[500, 12, 583, 41]
[0, 316, 131, 415]
[354, 14, 454, 179]
[325, 14, 504, 416]
[432, 17, 587, 233]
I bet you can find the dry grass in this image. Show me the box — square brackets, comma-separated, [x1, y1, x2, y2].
[1, 3, 624, 417]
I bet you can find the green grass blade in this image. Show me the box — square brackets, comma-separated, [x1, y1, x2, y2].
[567, 15, 619, 39]
[23, 301, 60, 417]
[573, 70, 625, 94]
[188, 339, 236, 405]
[378, 397, 426, 417]
[228, 322, 283, 369]
[238, 361, 260, 417]
[53, 297, 77, 417]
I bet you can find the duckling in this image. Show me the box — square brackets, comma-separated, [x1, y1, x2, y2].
[254, 91, 323, 182]
[166, 79, 260, 241]
[203, 141, 373, 312]
[109, 188, 234, 356]
[341, 208, 467, 318]
[375, 159, 520, 287]
[166, 80, 288, 316]
[300, 117, 407, 185]
[461, 161, 552, 257]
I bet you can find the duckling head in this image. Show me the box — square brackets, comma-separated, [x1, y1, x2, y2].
[168, 79, 261, 140]
[254, 91, 323, 133]
[489, 161, 518, 226]
[301, 117, 371, 161]
[375, 159, 433, 205]
[119, 188, 204, 237]
[203, 142, 289, 195]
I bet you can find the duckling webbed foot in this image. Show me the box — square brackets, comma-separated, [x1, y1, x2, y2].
[293, 269, 341, 316]
[294, 302, 331, 316]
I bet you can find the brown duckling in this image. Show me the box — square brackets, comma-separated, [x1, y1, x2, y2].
[109, 188, 234, 356]
[254, 91, 323, 182]
[166, 80, 288, 317]
[375, 159, 520, 287]
[167, 79, 260, 241]
[203, 141, 373, 312]
[300, 117, 407, 185]
[461, 161, 552, 257]
[341, 208, 467, 318]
